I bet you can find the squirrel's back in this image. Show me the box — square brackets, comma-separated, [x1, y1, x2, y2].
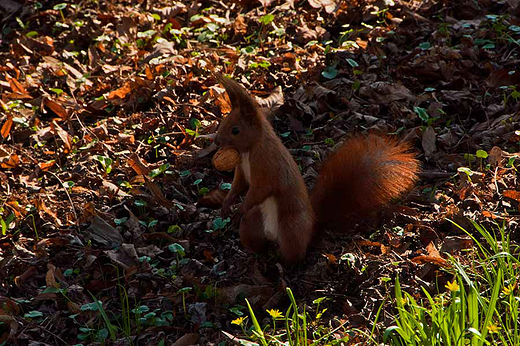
[311, 134, 419, 231]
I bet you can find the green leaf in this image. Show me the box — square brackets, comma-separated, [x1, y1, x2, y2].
[178, 287, 192, 293]
[259, 14, 274, 25]
[476, 150, 488, 159]
[25, 310, 43, 318]
[167, 225, 182, 234]
[185, 128, 196, 136]
[50, 88, 64, 95]
[212, 217, 230, 230]
[134, 199, 147, 207]
[114, 217, 128, 225]
[220, 183, 232, 190]
[168, 243, 185, 254]
[324, 138, 335, 146]
[53, 3, 67, 10]
[81, 301, 102, 311]
[149, 163, 170, 178]
[179, 170, 191, 178]
[137, 30, 156, 38]
[322, 66, 338, 79]
[413, 106, 429, 121]
[346, 58, 358, 67]
[418, 41, 431, 50]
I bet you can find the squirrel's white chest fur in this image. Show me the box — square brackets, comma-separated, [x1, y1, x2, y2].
[240, 152, 279, 241]
[241, 153, 251, 184]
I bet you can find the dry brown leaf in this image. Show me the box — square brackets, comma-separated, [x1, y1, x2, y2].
[1, 114, 13, 139]
[43, 97, 69, 120]
[36, 196, 62, 227]
[356, 240, 382, 247]
[323, 253, 338, 264]
[45, 264, 59, 288]
[426, 242, 443, 260]
[203, 250, 214, 263]
[1, 153, 19, 169]
[214, 87, 232, 114]
[117, 133, 135, 144]
[6, 76, 28, 94]
[14, 266, 38, 287]
[38, 160, 56, 171]
[173, 333, 200, 346]
[488, 146, 503, 167]
[108, 81, 133, 100]
[145, 177, 173, 209]
[308, 0, 337, 13]
[50, 120, 73, 151]
[411, 255, 449, 267]
[128, 153, 150, 175]
[422, 126, 437, 158]
[233, 15, 247, 35]
[503, 190, 520, 202]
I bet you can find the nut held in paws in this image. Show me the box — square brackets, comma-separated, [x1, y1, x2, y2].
[213, 148, 240, 172]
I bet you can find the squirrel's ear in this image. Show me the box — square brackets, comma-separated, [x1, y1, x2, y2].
[215, 73, 257, 113]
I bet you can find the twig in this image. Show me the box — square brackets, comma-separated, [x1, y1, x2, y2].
[16, 316, 70, 345]
[45, 171, 79, 228]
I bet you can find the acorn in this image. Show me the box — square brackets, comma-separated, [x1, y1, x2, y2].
[213, 147, 240, 172]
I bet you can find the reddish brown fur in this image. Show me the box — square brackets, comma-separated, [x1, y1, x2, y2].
[215, 75, 314, 263]
[311, 134, 419, 231]
[214, 75, 419, 263]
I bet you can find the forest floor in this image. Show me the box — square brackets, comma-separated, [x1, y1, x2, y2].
[1, 0, 520, 345]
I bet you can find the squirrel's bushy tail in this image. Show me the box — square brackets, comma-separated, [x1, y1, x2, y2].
[311, 134, 419, 231]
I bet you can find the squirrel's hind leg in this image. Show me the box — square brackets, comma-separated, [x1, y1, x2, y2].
[240, 206, 267, 253]
[277, 212, 313, 264]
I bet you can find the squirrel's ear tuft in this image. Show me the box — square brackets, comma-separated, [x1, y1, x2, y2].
[215, 73, 257, 112]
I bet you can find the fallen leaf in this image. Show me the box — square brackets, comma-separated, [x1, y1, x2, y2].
[50, 120, 73, 151]
[1, 153, 19, 169]
[128, 153, 150, 176]
[1, 114, 13, 139]
[308, 0, 337, 13]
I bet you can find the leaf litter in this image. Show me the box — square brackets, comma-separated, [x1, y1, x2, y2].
[0, 0, 520, 344]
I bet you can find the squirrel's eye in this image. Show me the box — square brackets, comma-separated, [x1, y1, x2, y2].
[231, 126, 240, 135]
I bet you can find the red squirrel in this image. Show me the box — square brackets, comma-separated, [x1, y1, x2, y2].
[213, 75, 419, 263]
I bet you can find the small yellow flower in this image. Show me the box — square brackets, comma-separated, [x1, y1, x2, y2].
[502, 283, 515, 296]
[231, 317, 246, 325]
[487, 323, 501, 334]
[445, 280, 460, 292]
[266, 309, 284, 319]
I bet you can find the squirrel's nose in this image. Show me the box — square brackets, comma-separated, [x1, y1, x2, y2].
[214, 136, 221, 147]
